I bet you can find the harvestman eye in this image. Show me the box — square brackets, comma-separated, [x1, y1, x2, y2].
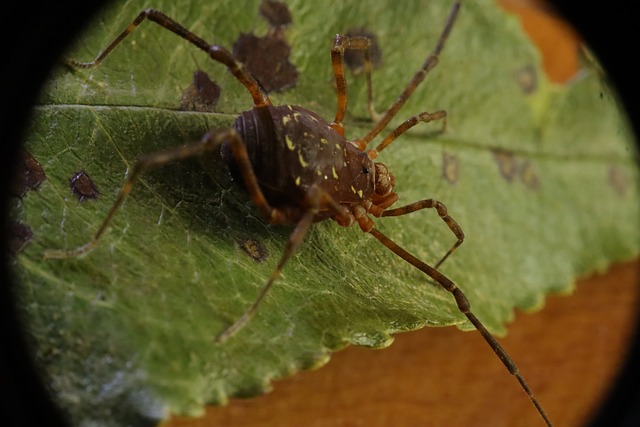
[44, 2, 554, 426]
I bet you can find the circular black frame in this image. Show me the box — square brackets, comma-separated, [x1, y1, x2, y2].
[1, 2, 638, 427]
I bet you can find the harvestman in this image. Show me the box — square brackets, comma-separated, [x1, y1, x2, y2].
[45, 2, 553, 425]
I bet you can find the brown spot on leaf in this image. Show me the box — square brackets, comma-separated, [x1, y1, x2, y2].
[442, 151, 459, 184]
[492, 149, 518, 182]
[233, 32, 298, 93]
[520, 159, 540, 190]
[10, 150, 46, 197]
[493, 149, 540, 190]
[343, 28, 383, 75]
[8, 221, 33, 254]
[239, 238, 268, 263]
[608, 165, 630, 196]
[515, 64, 538, 94]
[259, 0, 292, 28]
[180, 70, 221, 112]
[69, 170, 100, 202]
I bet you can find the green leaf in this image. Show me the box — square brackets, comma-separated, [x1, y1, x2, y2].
[13, 0, 639, 425]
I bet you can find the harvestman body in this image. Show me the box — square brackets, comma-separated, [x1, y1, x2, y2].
[45, 2, 553, 425]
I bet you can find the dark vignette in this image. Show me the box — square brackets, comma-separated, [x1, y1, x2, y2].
[0, 2, 637, 427]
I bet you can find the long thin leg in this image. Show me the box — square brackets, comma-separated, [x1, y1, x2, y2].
[217, 186, 351, 342]
[367, 227, 554, 427]
[44, 128, 267, 259]
[366, 110, 447, 160]
[330, 34, 375, 137]
[354, 1, 460, 149]
[66, 9, 270, 107]
[381, 198, 463, 269]
[216, 208, 315, 342]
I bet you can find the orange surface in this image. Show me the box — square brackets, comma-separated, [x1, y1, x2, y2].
[165, 2, 639, 427]
[499, 0, 581, 83]
[167, 261, 638, 427]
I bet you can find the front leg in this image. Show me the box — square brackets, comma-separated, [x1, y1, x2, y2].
[381, 198, 464, 269]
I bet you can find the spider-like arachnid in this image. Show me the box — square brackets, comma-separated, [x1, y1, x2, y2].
[45, 2, 553, 425]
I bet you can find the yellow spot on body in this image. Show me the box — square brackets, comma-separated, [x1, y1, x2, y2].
[285, 135, 295, 150]
[295, 176, 301, 186]
[320, 138, 328, 144]
[287, 105, 293, 110]
[332, 166, 338, 179]
[282, 115, 291, 126]
[350, 185, 356, 193]
[298, 150, 308, 167]
[293, 112, 301, 121]
[357, 190, 363, 198]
